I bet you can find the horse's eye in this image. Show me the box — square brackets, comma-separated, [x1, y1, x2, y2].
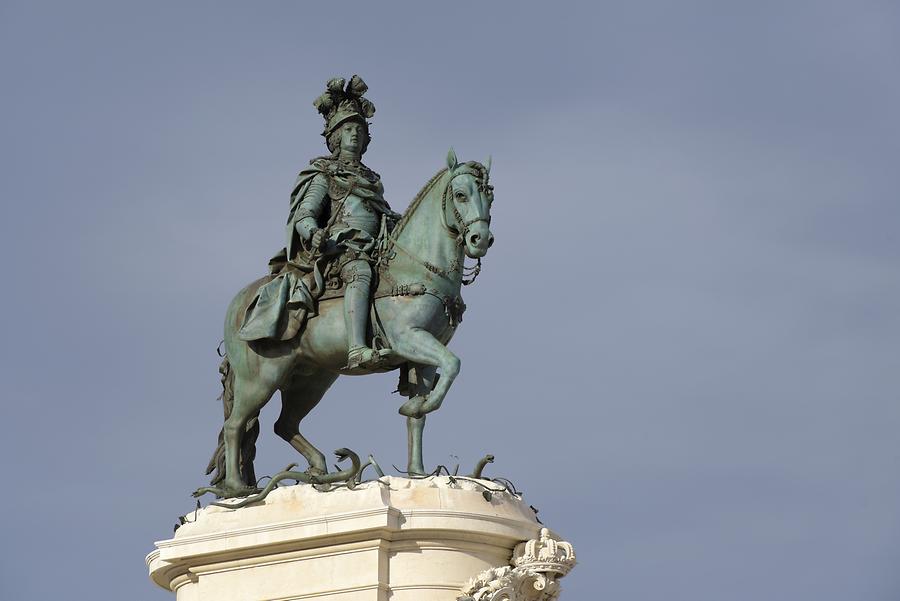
[454, 191, 467, 201]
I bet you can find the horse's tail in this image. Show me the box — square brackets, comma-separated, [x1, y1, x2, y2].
[204, 355, 260, 487]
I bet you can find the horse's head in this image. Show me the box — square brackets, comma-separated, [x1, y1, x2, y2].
[444, 148, 495, 259]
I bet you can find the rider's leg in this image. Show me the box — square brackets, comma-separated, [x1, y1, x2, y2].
[341, 259, 380, 368]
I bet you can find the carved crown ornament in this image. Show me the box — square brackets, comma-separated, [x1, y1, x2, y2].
[458, 528, 577, 601]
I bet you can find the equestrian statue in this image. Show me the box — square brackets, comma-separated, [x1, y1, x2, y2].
[195, 76, 496, 501]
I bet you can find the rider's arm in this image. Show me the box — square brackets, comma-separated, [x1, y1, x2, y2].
[294, 173, 329, 241]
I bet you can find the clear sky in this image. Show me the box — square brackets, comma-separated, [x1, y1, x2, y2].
[1, 1, 899, 599]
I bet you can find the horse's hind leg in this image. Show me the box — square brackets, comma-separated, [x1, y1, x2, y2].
[275, 370, 338, 475]
[223, 374, 276, 495]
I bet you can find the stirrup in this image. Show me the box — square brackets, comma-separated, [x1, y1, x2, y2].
[346, 346, 386, 370]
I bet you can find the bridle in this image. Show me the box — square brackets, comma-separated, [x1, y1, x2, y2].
[386, 167, 492, 286]
[440, 168, 493, 248]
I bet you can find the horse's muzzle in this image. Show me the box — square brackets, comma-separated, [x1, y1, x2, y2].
[464, 221, 493, 258]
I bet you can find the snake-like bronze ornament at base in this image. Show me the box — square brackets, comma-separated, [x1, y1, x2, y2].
[469, 454, 495, 479]
[193, 448, 361, 509]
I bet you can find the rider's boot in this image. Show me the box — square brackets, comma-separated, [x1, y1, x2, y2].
[342, 260, 381, 369]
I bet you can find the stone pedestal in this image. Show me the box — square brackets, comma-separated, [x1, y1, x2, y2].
[147, 476, 571, 601]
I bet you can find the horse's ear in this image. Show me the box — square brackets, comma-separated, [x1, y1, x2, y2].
[485, 155, 492, 177]
[446, 148, 459, 172]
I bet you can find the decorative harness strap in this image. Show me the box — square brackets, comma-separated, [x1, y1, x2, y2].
[386, 233, 460, 280]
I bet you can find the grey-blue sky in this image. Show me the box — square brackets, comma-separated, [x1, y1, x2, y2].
[1, 1, 899, 599]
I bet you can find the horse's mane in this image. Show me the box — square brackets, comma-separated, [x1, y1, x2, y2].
[391, 167, 449, 237]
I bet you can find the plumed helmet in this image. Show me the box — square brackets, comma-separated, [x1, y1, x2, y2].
[313, 74, 375, 137]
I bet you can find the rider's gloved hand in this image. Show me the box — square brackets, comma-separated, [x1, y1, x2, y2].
[310, 228, 326, 250]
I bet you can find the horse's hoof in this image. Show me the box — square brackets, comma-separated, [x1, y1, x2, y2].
[219, 482, 258, 499]
[305, 467, 327, 484]
[398, 396, 425, 418]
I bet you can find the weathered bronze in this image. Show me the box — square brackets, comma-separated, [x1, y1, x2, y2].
[199, 449, 362, 509]
[470, 454, 496, 479]
[196, 76, 496, 499]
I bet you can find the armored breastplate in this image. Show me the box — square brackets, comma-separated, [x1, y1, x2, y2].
[325, 165, 384, 236]
[333, 192, 380, 234]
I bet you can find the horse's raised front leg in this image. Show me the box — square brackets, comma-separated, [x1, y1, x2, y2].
[392, 328, 460, 418]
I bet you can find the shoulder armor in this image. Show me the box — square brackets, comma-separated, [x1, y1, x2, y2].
[309, 156, 333, 169]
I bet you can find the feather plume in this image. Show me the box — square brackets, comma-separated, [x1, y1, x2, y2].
[326, 77, 345, 93]
[359, 98, 375, 118]
[313, 93, 334, 115]
[347, 74, 368, 97]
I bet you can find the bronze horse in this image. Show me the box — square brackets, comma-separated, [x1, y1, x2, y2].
[197, 150, 495, 499]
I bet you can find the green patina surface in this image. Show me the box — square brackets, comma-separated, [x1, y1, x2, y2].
[196, 76, 496, 500]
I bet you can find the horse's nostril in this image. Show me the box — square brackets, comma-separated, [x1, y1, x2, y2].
[469, 233, 481, 246]
[487, 234, 495, 248]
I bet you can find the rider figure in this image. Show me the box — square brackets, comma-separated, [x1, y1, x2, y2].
[286, 75, 398, 369]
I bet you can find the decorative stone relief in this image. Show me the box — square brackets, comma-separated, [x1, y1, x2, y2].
[458, 528, 577, 601]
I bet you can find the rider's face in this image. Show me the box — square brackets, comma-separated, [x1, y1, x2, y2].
[339, 121, 365, 155]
